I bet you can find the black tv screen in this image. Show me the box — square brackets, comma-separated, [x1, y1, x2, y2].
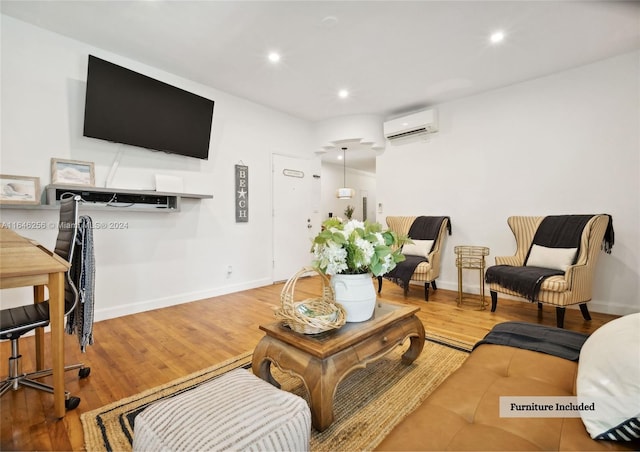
[83, 55, 214, 160]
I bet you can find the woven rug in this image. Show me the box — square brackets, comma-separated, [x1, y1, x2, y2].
[424, 330, 476, 352]
[81, 340, 468, 452]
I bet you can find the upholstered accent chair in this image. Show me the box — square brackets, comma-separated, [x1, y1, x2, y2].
[378, 216, 451, 301]
[486, 215, 613, 328]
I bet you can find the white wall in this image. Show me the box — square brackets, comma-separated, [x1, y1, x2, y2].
[2, 15, 637, 320]
[0, 16, 315, 320]
[377, 51, 640, 316]
[321, 162, 376, 222]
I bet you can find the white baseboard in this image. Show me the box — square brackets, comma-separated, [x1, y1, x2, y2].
[409, 279, 637, 316]
[93, 278, 272, 322]
[587, 301, 638, 316]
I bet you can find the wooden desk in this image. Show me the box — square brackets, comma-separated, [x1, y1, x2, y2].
[0, 228, 70, 418]
[252, 301, 424, 431]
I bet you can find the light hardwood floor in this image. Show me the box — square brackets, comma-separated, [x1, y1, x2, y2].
[0, 279, 620, 451]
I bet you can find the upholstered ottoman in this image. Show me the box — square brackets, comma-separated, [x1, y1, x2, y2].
[132, 368, 311, 451]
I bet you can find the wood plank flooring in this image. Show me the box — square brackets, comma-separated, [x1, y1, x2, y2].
[0, 279, 620, 451]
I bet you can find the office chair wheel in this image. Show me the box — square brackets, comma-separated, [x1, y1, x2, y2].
[66, 396, 81, 411]
[79, 367, 91, 379]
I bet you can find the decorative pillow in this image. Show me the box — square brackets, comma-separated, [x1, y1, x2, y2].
[402, 239, 434, 258]
[576, 313, 640, 441]
[525, 244, 577, 271]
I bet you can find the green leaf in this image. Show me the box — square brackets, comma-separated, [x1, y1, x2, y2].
[374, 245, 391, 258]
[322, 217, 342, 229]
[393, 250, 406, 263]
[331, 231, 346, 244]
[370, 260, 383, 276]
[366, 221, 382, 233]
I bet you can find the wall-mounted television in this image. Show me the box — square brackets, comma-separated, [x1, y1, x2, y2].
[83, 55, 214, 160]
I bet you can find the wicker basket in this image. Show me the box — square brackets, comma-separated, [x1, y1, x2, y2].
[275, 267, 347, 335]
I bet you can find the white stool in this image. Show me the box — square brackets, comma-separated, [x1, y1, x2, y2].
[133, 368, 311, 451]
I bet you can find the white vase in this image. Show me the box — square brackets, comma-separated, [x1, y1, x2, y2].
[330, 273, 377, 322]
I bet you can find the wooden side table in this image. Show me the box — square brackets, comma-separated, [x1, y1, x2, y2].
[454, 245, 490, 310]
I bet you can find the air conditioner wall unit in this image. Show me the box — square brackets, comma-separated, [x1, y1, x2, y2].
[383, 109, 438, 141]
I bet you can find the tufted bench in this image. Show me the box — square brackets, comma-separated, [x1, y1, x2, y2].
[132, 368, 311, 451]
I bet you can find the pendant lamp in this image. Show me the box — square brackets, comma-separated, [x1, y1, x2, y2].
[336, 147, 355, 199]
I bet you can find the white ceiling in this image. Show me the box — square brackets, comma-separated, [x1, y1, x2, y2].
[2, 1, 639, 172]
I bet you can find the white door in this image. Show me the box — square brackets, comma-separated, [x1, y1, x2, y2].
[272, 154, 320, 282]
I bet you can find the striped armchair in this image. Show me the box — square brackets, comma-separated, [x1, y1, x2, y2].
[488, 215, 612, 328]
[378, 216, 450, 301]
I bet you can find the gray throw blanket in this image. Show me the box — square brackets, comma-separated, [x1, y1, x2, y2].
[526, 214, 594, 262]
[484, 265, 563, 301]
[485, 214, 600, 302]
[385, 216, 451, 289]
[473, 321, 589, 361]
[65, 215, 95, 352]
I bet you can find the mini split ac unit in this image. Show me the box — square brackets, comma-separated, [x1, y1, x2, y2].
[383, 109, 438, 141]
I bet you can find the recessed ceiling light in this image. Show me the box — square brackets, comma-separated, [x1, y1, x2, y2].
[490, 31, 505, 44]
[337, 154, 343, 160]
[268, 52, 281, 63]
[338, 89, 349, 99]
[321, 16, 338, 28]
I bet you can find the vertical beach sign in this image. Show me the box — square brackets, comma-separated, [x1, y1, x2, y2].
[235, 164, 248, 222]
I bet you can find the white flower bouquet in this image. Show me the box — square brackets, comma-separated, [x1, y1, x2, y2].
[311, 218, 408, 277]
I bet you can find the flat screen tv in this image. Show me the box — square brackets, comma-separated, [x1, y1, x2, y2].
[83, 55, 214, 160]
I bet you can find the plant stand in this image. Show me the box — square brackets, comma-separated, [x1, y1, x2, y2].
[454, 245, 490, 310]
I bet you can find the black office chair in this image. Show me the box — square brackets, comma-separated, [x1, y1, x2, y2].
[0, 195, 90, 410]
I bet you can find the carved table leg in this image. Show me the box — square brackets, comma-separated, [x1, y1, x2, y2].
[252, 337, 281, 388]
[401, 316, 425, 364]
[253, 336, 337, 431]
[302, 360, 340, 431]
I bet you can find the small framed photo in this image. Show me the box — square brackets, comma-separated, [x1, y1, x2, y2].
[0, 174, 41, 205]
[51, 158, 95, 186]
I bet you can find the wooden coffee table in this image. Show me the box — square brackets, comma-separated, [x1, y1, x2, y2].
[252, 301, 425, 431]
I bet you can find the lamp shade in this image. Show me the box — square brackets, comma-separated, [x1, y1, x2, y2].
[336, 187, 355, 199]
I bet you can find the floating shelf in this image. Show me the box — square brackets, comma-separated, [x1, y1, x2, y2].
[0, 184, 214, 213]
[43, 184, 212, 213]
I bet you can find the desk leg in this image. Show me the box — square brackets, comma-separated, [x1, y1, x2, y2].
[33, 285, 46, 371]
[48, 271, 66, 419]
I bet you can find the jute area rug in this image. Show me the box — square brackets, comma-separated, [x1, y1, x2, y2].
[81, 340, 469, 452]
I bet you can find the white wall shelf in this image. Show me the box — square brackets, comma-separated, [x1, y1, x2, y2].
[46, 184, 212, 212]
[0, 185, 213, 213]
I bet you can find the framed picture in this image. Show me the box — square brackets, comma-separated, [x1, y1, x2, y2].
[0, 174, 41, 205]
[51, 158, 95, 186]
